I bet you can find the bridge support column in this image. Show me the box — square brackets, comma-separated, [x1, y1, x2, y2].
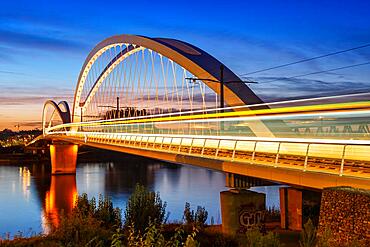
[279, 187, 321, 231]
[279, 187, 302, 231]
[220, 189, 265, 235]
[50, 142, 78, 174]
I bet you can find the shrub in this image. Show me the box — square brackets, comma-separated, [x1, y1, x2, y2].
[195, 206, 208, 227]
[126, 222, 199, 247]
[111, 228, 124, 247]
[124, 184, 167, 233]
[245, 228, 281, 247]
[50, 193, 121, 246]
[299, 218, 317, 247]
[95, 195, 122, 228]
[183, 202, 208, 228]
[73, 193, 122, 228]
[184, 202, 195, 225]
[52, 209, 111, 246]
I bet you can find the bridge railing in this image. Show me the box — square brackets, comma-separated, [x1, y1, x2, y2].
[46, 129, 370, 178]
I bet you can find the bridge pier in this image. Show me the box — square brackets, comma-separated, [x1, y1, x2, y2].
[279, 187, 303, 231]
[279, 187, 321, 231]
[220, 189, 266, 235]
[50, 142, 78, 174]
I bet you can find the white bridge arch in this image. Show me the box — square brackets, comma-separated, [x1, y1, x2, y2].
[72, 34, 265, 123]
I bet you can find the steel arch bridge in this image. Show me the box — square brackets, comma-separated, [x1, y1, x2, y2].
[41, 34, 370, 190]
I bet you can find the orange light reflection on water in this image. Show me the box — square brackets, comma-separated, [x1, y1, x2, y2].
[42, 175, 77, 232]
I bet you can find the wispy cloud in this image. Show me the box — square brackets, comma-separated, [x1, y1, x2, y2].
[0, 29, 88, 53]
[17, 121, 42, 128]
[0, 85, 74, 106]
[251, 76, 370, 100]
[0, 70, 26, 75]
[0, 96, 73, 105]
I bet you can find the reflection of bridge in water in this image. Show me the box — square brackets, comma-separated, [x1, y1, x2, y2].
[34, 34, 370, 234]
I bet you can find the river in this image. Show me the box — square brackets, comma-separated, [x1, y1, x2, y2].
[0, 150, 281, 237]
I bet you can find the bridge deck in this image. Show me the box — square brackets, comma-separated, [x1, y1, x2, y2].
[43, 101, 370, 189]
[47, 132, 370, 190]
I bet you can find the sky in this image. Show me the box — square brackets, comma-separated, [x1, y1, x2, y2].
[0, 0, 369, 130]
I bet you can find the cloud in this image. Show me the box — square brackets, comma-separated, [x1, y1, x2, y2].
[250, 76, 370, 101]
[0, 85, 74, 106]
[0, 70, 26, 75]
[0, 95, 74, 106]
[18, 121, 42, 128]
[0, 85, 74, 95]
[0, 29, 88, 53]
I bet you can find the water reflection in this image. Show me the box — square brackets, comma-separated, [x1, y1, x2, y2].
[0, 152, 281, 237]
[19, 167, 31, 201]
[42, 175, 77, 231]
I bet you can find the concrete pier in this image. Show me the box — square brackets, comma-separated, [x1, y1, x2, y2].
[50, 142, 78, 174]
[220, 189, 265, 235]
[279, 187, 303, 231]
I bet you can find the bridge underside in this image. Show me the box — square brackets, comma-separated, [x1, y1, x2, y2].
[47, 135, 370, 190]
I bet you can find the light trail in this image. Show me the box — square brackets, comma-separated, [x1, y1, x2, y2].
[66, 92, 370, 127]
[48, 100, 370, 130]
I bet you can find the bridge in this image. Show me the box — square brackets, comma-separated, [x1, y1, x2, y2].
[39, 34, 370, 191]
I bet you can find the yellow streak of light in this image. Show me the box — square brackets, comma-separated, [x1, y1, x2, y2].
[49, 101, 370, 130]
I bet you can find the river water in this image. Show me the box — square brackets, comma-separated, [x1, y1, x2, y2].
[0, 151, 281, 237]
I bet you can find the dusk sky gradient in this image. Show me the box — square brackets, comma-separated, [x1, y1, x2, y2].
[0, 0, 369, 130]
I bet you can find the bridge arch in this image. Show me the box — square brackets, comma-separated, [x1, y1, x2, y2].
[42, 100, 71, 135]
[73, 34, 264, 122]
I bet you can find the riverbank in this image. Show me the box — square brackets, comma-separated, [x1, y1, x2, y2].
[1, 188, 367, 246]
[0, 188, 300, 247]
[0, 153, 44, 164]
[0, 224, 302, 247]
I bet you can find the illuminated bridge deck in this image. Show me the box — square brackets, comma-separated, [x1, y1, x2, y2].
[44, 101, 370, 190]
[51, 132, 370, 178]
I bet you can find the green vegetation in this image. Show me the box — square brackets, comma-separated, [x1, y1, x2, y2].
[124, 184, 167, 233]
[299, 219, 317, 247]
[2, 186, 366, 246]
[183, 202, 208, 228]
[245, 228, 281, 247]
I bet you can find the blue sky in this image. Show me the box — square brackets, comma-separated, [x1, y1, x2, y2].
[0, 0, 369, 129]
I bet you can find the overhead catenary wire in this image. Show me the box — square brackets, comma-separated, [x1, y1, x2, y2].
[239, 43, 370, 76]
[258, 61, 370, 84]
